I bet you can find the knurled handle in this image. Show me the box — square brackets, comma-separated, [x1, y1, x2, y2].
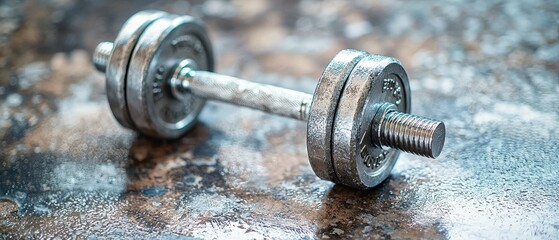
[175, 67, 313, 121]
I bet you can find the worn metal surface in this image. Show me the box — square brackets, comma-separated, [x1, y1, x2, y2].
[332, 55, 410, 189]
[95, 11, 444, 189]
[307, 49, 366, 184]
[127, 15, 213, 139]
[105, 10, 169, 130]
[1, 0, 558, 239]
[177, 69, 314, 121]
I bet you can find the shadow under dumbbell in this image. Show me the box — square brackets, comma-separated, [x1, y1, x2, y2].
[315, 176, 443, 238]
[122, 122, 230, 229]
[124, 122, 227, 194]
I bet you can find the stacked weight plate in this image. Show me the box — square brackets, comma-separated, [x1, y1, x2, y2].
[102, 10, 214, 138]
[309, 51, 411, 189]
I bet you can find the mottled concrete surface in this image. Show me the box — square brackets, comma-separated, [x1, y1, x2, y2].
[1, 0, 558, 239]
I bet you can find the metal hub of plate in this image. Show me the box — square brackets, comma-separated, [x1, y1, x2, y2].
[307, 49, 367, 183]
[332, 55, 411, 189]
[106, 10, 169, 130]
[127, 16, 214, 138]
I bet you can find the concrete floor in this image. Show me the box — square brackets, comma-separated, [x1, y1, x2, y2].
[1, 0, 558, 238]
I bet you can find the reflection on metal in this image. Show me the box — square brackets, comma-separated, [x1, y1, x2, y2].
[1, 0, 558, 239]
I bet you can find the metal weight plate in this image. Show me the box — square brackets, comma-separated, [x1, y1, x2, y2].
[127, 16, 214, 138]
[307, 49, 367, 183]
[332, 55, 411, 189]
[106, 10, 169, 130]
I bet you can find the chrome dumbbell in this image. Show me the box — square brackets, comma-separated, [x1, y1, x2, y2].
[93, 10, 445, 189]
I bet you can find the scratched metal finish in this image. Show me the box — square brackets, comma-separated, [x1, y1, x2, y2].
[1, 0, 558, 239]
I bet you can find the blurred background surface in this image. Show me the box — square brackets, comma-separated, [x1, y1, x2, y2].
[0, 0, 558, 238]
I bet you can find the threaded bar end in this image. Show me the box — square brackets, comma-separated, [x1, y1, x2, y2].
[93, 42, 114, 72]
[379, 111, 445, 158]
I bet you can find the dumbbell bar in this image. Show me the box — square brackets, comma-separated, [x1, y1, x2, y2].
[92, 11, 445, 189]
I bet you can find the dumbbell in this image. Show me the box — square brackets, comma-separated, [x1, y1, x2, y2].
[92, 10, 445, 189]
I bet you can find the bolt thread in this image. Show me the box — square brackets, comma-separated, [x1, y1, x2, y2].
[93, 42, 114, 72]
[380, 111, 445, 158]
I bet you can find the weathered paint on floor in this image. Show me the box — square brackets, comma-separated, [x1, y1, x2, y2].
[1, 0, 558, 239]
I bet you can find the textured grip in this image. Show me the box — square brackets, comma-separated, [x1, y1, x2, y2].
[183, 70, 313, 121]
